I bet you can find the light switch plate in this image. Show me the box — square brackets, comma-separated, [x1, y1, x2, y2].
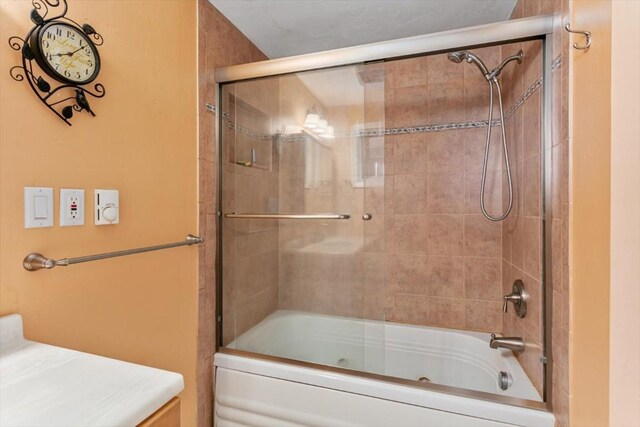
[24, 187, 54, 228]
[94, 189, 119, 225]
[60, 189, 84, 227]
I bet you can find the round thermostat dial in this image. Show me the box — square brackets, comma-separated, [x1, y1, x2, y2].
[102, 205, 118, 222]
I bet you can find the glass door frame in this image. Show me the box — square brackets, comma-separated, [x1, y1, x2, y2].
[214, 14, 556, 412]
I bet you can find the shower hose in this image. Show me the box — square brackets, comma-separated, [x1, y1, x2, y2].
[481, 77, 513, 221]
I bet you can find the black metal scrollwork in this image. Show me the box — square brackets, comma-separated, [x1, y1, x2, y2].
[7, 0, 105, 126]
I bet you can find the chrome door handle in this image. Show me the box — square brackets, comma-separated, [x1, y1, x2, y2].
[224, 213, 350, 220]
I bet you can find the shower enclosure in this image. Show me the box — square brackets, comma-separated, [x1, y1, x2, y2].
[214, 15, 555, 424]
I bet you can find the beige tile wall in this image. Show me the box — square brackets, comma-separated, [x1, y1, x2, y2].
[197, 1, 270, 426]
[380, 50, 506, 333]
[272, 48, 541, 340]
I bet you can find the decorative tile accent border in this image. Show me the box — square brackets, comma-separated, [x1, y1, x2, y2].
[504, 78, 542, 120]
[212, 55, 562, 141]
[209, 106, 270, 140]
[360, 119, 501, 138]
[225, 117, 268, 140]
[503, 55, 560, 120]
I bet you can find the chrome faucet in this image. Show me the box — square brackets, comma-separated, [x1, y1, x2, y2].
[490, 334, 525, 353]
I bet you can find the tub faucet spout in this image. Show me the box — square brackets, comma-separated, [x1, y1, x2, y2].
[490, 334, 525, 353]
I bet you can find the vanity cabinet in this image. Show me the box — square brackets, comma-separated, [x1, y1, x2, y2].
[1, 314, 185, 427]
[138, 397, 181, 427]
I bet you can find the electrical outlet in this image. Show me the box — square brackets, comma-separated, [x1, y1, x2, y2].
[60, 189, 84, 227]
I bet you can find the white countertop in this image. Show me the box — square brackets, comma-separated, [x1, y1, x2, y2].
[0, 314, 184, 427]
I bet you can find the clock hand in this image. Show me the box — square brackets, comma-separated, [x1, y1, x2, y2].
[69, 43, 85, 56]
[53, 44, 85, 57]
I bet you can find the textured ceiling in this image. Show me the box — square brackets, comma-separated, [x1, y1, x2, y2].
[209, 0, 518, 59]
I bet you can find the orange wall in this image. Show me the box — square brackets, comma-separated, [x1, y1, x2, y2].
[0, 1, 199, 425]
[570, 0, 612, 425]
[610, 1, 640, 425]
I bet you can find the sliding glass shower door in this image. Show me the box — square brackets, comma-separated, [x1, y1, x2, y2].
[220, 63, 387, 374]
[217, 35, 547, 405]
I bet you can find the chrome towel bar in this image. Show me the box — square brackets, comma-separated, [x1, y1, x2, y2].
[23, 234, 204, 272]
[224, 213, 350, 220]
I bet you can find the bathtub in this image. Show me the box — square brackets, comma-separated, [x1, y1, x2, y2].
[214, 310, 554, 426]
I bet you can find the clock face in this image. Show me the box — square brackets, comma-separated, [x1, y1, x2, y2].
[35, 22, 100, 85]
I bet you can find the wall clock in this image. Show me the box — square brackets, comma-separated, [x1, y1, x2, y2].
[9, 0, 105, 126]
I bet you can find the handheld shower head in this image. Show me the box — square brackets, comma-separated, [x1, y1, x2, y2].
[447, 51, 466, 63]
[446, 48, 523, 221]
[446, 51, 490, 76]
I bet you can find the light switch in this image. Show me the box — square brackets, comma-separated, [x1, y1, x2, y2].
[24, 187, 54, 228]
[60, 189, 85, 227]
[34, 196, 48, 219]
